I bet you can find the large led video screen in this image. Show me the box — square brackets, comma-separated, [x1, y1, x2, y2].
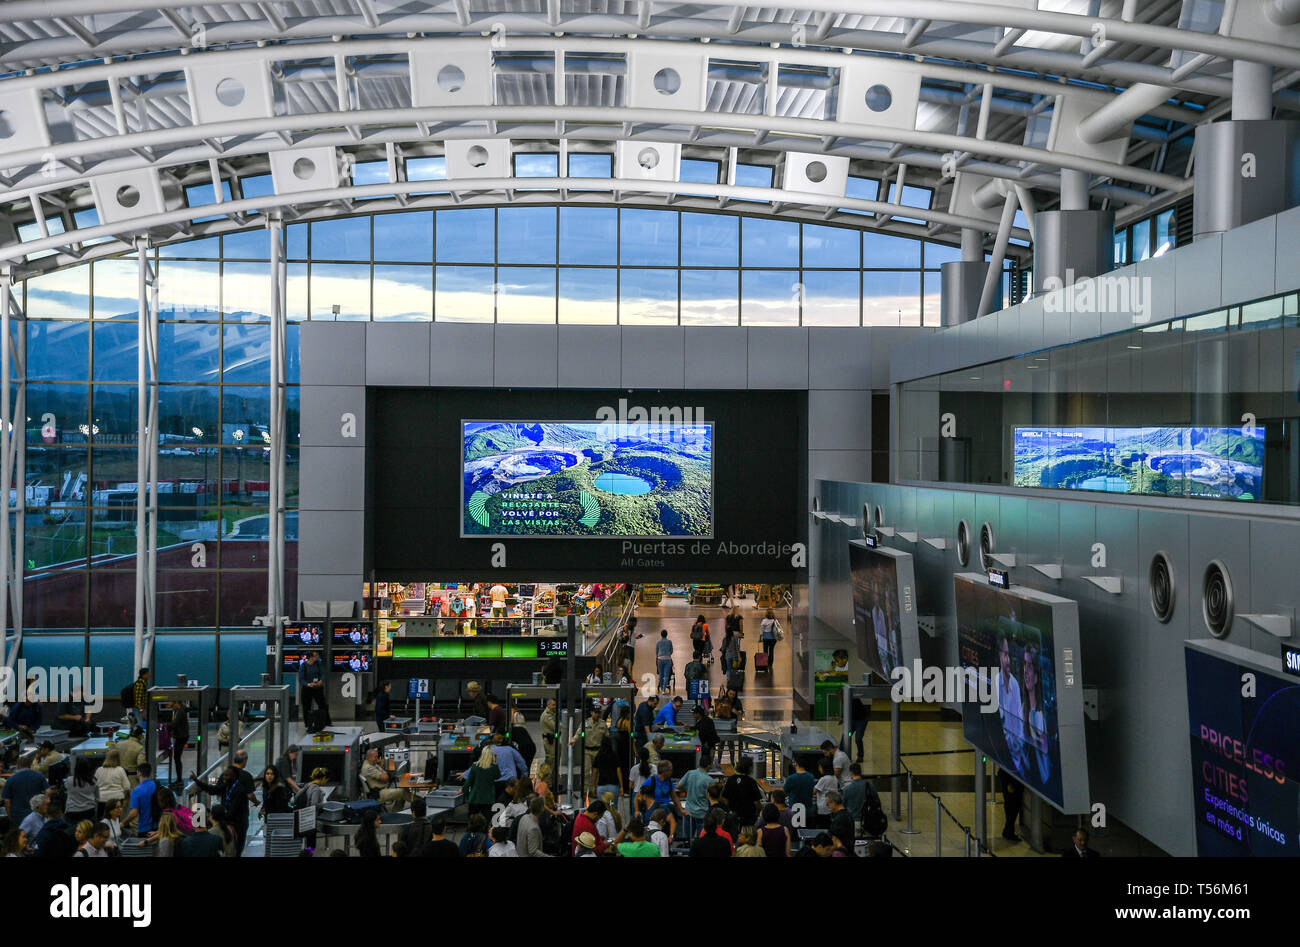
[461, 421, 713, 538]
[1013, 426, 1265, 500]
[955, 574, 1089, 813]
[848, 540, 920, 682]
[1184, 643, 1300, 857]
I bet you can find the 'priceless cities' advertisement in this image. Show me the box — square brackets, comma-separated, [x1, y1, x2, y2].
[1014, 426, 1264, 500]
[1184, 647, 1300, 856]
[462, 421, 713, 538]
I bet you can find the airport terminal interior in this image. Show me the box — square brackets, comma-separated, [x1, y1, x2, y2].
[1, 0, 1299, 874]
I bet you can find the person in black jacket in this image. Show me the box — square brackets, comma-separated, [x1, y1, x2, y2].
[693, 706, 719, 765]
[299, 651, 330, 732]
[258, 765, 292, 815]
[168, 700, 190, 783]
[1062, 828, 1101, 857]
[373, 681, 392, 730]
[355, 807, 383, 857]
[32, 797, 77, 858]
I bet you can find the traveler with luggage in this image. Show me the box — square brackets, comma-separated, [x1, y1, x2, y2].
[759, 609, 782, 674]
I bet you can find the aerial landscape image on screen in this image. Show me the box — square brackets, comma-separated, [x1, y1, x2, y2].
[462, 421, 713, 537]
[1013, 426, 1264, 500]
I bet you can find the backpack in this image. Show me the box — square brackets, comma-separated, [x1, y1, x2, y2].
[120, 682, 137, 710]
[861, 785, 887, 836]
[292, 785, 314, 810]
[691, 621, 705, 642]
[543, 811, 573, 857]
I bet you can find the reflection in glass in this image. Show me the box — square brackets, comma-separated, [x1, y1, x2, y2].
[26, 385, 90, 444]
[25, 266, 90, 320]
[222, 323, 271, 382]
[801, 271, 860, 326]
[28, 321, 89, 381]
[92, 258, 139, 320]
[496, 267, 556, 323]
[222, 262, 271, 319]
[310, 263, 371, 320]
[680, 269, 738, 325]
[373, 265, 432, 321]
[741, 270, 799, 325]
[373, 211, 433, 263]
[863, 271, 921, 325]
[559, 207, 617, 265]
[311, 216, 370, 261]
[90, 387, 138, 443]
[619, 269, 677, 324]
[620, 209, 677, 266]
[160, 386, 220, 444]
[498, 207, 557, 265]
[681, 213, 738, 267]
[802, 224, 860, 269]
[741, 218, 799, 268]
[437, 208, 495, 263]
[159, 323, 221, 383]
[157, 260, 220, 319]
[558, 268, 617, 324]
[435, 265, 495, 322]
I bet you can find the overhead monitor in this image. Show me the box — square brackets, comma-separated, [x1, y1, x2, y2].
[331, 621, 374, 649]
[1013, 426, 1264, 501]
[282, 622, 326, 647]
[848, 539, 920, 682]
[461, 420, 713, 537]
[954, 573, 1090, 813]
[1184, 640, 1300, 856]
[332, 652, 372, 672]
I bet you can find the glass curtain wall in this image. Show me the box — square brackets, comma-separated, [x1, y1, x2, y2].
[898, 292, 1300, 505]
[13, 205, 992, 690]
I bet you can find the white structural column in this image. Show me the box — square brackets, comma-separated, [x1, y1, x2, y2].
[0, 268, 26, 671]
[133, 238, 160, 676]
[977, 189, 1018, 318]
[268, 215, 288, 679]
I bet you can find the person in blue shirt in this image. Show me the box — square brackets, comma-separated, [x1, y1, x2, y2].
[655, 630, 674, 692]
[641, 760, 683, 822]
[489, 733, 528, 798]
[127, 762, 159, 836]
[1, 755, 48, 825]
[653, 696, 683, 728]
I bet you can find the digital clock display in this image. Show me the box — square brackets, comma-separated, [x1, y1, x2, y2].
[537, 639, 568, 658]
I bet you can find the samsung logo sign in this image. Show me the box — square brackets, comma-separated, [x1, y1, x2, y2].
[1282, 643, 1300, 679]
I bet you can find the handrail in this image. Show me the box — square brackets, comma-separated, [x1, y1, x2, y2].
[897, 755, 997, 858]
[182, 718, 269, 800]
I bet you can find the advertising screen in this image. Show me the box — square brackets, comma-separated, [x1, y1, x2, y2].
[331, 621, 373, 648]
[462, 420, 713, 537]
[282, 622, 326, 647]
[332, 652, 373, 672]
[1013, 426, 1264, 500]
[1184, 643, 1300, 856]
[955, 574, 1089, 812]
[848, 540, 919, 682]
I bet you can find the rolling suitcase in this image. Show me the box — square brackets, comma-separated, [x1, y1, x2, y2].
[754, 651, 770, 674]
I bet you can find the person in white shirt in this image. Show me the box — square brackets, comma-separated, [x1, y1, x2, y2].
[487, 825, 517, 856]
[822, 740, 852, 789]
[813, 759, 839, 828]
[490, 583, 509, 618]
[645, 809, 672, 857]
[997, 635, 1025, 773]
[73, 822, 111, 857]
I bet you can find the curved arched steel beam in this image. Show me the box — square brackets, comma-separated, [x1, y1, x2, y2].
[0, 103, 1186, 193]
[0, 175, 1033, 264]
